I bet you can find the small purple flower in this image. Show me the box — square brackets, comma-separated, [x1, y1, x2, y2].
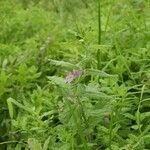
[65, 69, 83, 83]
[65, 73, 74, 83]
[73, 69, 83, 77]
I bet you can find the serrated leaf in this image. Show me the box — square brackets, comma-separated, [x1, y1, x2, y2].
[87, 107, 111, 117]
[47, 76, 66, 86]
[86, 69, 117, 78]
[84, 91, 112, 99]
[7, 98, 35, 115]
[85, 85, 112, 99]
[48, 59, 78, 70]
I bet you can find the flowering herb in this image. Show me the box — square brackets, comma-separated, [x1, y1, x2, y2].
[65, 73, 74, 83]
[73, 69, 83, 77]
[65, 69, 83, 83]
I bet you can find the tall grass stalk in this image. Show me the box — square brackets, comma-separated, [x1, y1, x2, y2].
[104, 0, 114, 33]
[137, 85, 145, 133]
[97, 0, 101, 70]
[98, 0, 101, 45]
[97, 0, 102, 74]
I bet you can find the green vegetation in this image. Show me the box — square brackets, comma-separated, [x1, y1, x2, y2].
[0, 0, 149, 149]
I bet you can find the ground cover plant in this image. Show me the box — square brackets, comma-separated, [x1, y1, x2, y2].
[0, 0, 150, 149]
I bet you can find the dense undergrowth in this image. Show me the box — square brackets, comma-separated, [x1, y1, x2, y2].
[0, 0, 150, 149]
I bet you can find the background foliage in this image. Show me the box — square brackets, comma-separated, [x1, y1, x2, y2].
[0, 0, 149, 149]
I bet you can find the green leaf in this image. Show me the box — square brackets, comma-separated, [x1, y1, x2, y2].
[124, 113, 135, 120]
[15, 144, 22, 150]
[7, 99, 14, 119]
[28, 138, 42, 150]
[7, 98, 35, 115]
[48, 59, 78, 70]
[140, 112, 150, 121]
[84, 91, 112, 99]
[85, 84, 112, 99]
[43, 137, 50, 150]
[40, 110, 56, 119]
[47, 76, 66, 86]
[86, 69, 117, 78]
[131, 125, 143, 130]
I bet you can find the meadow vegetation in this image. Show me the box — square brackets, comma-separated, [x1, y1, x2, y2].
[0, 0, 149, 149]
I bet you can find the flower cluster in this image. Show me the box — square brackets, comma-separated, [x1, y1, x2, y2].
[65, 69, 83, 83]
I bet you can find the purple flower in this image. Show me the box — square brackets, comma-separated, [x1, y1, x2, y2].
[65, 73, 74, 83]
[65, 69, 83, 83]
[73, 69, 83, 77]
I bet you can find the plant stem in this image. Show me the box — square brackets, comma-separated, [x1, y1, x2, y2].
[109, 112, 113, 150]
[98, 0, 101, 45]
[66, 100, 89, 150]
[137, 85, 145, 133]
[104, 0, 114, 33]
[97, 0, 102, 70]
